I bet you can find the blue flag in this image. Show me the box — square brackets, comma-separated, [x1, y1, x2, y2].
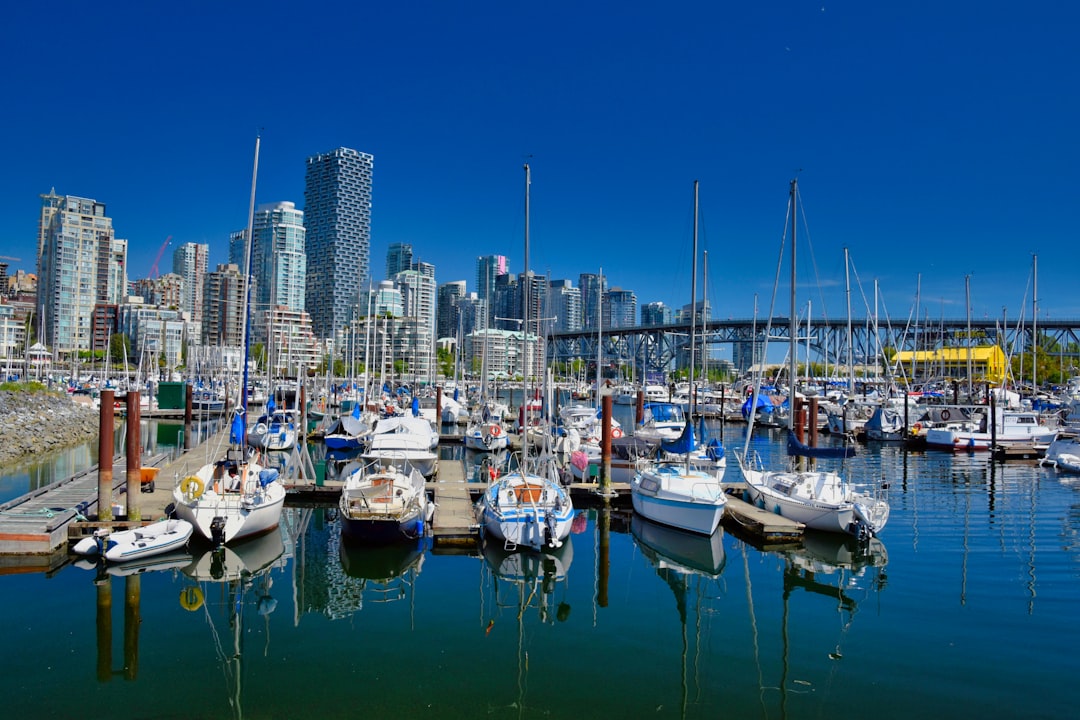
[352, 402, 361, 419]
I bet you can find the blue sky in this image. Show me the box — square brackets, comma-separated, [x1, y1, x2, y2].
[3, 1, 1077, 328]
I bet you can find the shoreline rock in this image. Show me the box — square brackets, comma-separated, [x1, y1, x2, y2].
[0, 389, 103, 467]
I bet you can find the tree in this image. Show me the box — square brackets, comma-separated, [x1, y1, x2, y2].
[436, 347, 454, 378]
[109, 333, 130, 364]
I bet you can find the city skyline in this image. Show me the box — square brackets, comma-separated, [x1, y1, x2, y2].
[3, 3, 1078, 327]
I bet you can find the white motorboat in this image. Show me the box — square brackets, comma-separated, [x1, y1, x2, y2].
[924, 407, 1055, 451]
[339, 456, 432, 543]
[72, 517, 193, 563]
[361, 415, 439, 478]
[480, 457, 574, 551]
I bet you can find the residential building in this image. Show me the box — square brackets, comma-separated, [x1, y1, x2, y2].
[394, 267, 437, 381]
[547, 279, 582, 333]
[642, 301, 673, 326]
[437, 281, 467, 340]
[172, 242, 209, 324]
[201, 263, 251, 348]
[36, 191, 127, 354]
[387, 242, 414, 278]
[579, 272, 606, 330]
[476, 255, 508, 308]
[251, 201, 306, 342]
[604, 288, 637, 329]
[304, 147, 374, 339]
[118, 299, 185, 371]
[465, 328, 543, 380]
[133, 273, 184, 310]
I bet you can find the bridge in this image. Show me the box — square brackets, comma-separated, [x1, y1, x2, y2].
[545, 317, 1080, 375]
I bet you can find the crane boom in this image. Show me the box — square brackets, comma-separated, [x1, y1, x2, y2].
[150, 236, 172, 278]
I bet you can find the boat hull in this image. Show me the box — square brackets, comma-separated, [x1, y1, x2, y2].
[73, 518, 194, 563]
[172, 465, 287, 545]
[479, 474, 574, 551]
[631, 464, 726, 536]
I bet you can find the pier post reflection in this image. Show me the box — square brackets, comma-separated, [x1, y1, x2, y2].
[597, 506, 610, 608]
[123, 575, 140, 681]
[95, 577, 111, 682]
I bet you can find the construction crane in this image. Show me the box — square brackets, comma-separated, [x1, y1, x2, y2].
[149, 236, 172, 278]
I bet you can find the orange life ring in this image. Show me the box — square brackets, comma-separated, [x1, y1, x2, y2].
[612, 427, 624, 439]
[941, 409, 951, 421]
[912, 422, 922, 434]
[490, 424, 502, 436]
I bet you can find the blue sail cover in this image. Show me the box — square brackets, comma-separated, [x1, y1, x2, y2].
[786, 430, 855, 459]
[229, 411, 245, 445]
[740, 393, 774, 419]
[661, 418, 695, 455]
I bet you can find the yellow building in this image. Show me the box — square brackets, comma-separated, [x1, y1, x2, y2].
[891, 345, 1007, 384]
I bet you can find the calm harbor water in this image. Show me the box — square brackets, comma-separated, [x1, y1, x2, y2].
[1, 412, 1078, 718]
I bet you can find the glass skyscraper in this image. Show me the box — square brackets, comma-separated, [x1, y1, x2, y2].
[304, 147, 373, 339]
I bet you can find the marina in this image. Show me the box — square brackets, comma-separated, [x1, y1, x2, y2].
[0, 405, 1077, 718]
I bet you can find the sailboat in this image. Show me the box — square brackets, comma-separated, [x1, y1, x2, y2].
[172, 135, 287, 546]
[737, 178, 888, 541]
[477, 163, 574, 551]
[631, 181, 727, 536]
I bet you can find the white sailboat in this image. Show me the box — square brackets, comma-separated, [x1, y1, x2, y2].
[632, 181, 726, 536]
[172, 135, 286, 545]
[737, 178, 888, 540]
[477, 163, 574, 551]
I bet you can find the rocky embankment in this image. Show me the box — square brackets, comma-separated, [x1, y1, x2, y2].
[0, 389, 102, 466]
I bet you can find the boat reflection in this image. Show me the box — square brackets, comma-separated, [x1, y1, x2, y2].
[480, 537, 574, 716]
[178, 530, 285, 720]
[338, 536, 425, 607]
[630, 513, 726, 579]
[73, 550, 192, 579]
[631, 515, 725, 720]
[779, 530, 888, 594]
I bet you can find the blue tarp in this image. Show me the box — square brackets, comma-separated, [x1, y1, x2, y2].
[740, 393, 774, 419]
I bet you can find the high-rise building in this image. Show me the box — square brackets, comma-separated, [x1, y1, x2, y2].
[172, 242, 209, 323]
[578, 272, 607, 331]
[36, 192, 128, 354]
[304, 147, 374, 339]
[641, 301, 673, 326]
[437, 281, 467, 340]
[201, 263, 251, 348]
[251, 201, 306, 341]
[604, 288, 637, 329]
[547, 279, 582, 333]
[476, 255, 508, 308]
[394, 267, 437, 380]
[386, 242, 414, 278]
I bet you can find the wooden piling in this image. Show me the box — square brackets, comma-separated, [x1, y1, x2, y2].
[635, 388, 644, 425]
[808, 397, 819, 446]
[184, 383, 193, 450]
[601, 394, 613, 491]
[98, 390, 115, 522]
[126, 391, 141, 521]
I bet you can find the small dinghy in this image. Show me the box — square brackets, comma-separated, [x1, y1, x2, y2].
[73, 518, 194, 563]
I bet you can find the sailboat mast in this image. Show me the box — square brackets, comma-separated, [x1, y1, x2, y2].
[788, 178, 798, 430]
[1032, 254, 1038, 394]
[240, 134, 261, 443]
[687, 180, 699, 475]
[522, 162, 531, 461]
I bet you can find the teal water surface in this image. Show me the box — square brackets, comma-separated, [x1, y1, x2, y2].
[1, 422, 1078, 719]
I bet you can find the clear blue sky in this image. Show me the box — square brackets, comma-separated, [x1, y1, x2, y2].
[3, 1, 1077, 328]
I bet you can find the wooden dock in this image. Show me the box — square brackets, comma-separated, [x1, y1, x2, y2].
[429, 458, 482, 553]
[720, 482, 805, 544]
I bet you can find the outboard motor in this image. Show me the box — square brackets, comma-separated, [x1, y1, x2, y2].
[210, 516, 227, 547]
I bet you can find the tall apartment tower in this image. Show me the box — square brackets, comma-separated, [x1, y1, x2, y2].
[251, 201, 306, 342]
[37, 191, 128, 353]
[578, 272, 607, 331]
[437, 280, 467, 340]
[387, 242, 414, 278]
[476, 255, 508, 312]
[172, 242, 209, 323]
[604, 288, 637, 329]
[201, 263, 251, 347]
[547, 279, 582, 333]
[304, 147, 374, 338]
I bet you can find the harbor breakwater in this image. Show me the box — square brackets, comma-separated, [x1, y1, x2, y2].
[0, 389, 101, 466]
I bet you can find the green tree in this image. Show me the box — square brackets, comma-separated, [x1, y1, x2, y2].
[109, 333, 130, 364]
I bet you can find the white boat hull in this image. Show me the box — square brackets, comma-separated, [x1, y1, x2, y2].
[631, 463, 726, 536]
[172, 462, 286, 545]
[479, 473, 574, 551]
[73, 518, 193, 563]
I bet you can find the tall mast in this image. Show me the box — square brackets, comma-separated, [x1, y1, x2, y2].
[240, 134, 261, 447]
[688, 180, 699, 475]
[522, 162, 531, 463]
[788, 178, 798, 430]
[845, 247, 853, 398]
[1032, 254, 1038, 394]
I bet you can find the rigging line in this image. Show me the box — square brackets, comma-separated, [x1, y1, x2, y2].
[792, 181, 833, 326]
